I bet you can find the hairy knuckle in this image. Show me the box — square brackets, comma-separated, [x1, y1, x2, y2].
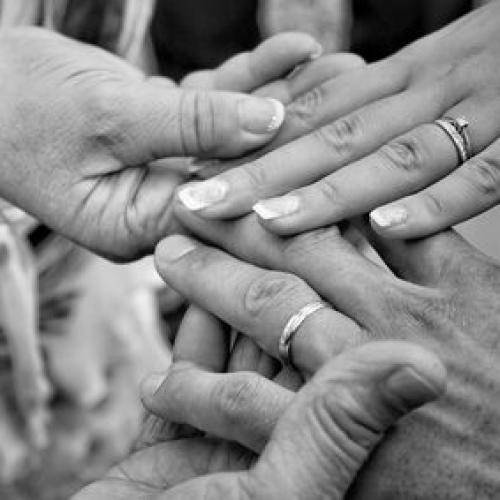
[243, 272, 304, 317]
[378, 136, 426, 175]
[314, 114, 364, 157]
[213, 374, 262, 425]
[463, 156, 500, 199]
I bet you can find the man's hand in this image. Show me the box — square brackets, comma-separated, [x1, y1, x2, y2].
[152, 207, 500, 497]
[75, 306, 443, 499]
[0, 28, 293, 260]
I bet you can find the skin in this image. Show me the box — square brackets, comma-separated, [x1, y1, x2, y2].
[74, 306, 444, 500]
[0, 27, 364, 261]
[145, 205, 500, 497]
[176, 2, 500, 240]
[0, 28, 317, 261]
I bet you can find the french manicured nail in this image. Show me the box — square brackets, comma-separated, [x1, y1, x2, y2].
[178, 179, 228, 210]
[370, 206, 408, 229]
[141, 372, 166, 399]
[385, 367, 442, 406]
[158, 235, 197, 262]
[238, 97, 285, 134]
[253, 195, 300, 220]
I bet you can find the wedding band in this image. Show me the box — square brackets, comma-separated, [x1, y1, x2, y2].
[278, 301, 327, 367]
[434, 116, 472, 164]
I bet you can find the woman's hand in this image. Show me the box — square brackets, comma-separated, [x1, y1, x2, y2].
[175, 2, 500, 239]
[74, 306, 443, 500]
[0, 27, 291, 260]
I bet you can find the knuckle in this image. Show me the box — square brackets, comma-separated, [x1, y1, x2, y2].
[420, 190, 446, 217]
[461, 156, 500, 199]
[179, 91, 217, 155]
[307, 388, 366, 477]
[240, 158, 271, 193]
[282, 226, 341, 263]
[243, 272, 305, 317]
[213, 374, 262, 425]
[315, 176, 344, 210]
[378, 135, 426, 175]
[288, 87, 324, 129]
[313, 114, 364, 157]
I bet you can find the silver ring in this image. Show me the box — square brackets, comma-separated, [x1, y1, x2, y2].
[278, 301, 327, 367]
[434, 116, 472, 165]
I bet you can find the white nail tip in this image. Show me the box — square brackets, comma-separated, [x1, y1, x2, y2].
[253, 202, 279, 220]
[370, 207, 408, 228]
[266, 99, 286, 132]
[253, 196, 300, 220]
[178, 180, 228, 211]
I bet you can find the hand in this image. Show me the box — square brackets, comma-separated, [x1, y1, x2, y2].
[174, 3, 500, 239]
[75, 306, 443, 500]
[0, 27, 293, 260]
[152, 208, 500, 496]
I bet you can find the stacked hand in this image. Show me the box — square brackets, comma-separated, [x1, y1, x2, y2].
[176, 2, 500, 239]
[143, 205, 500, 497]
[0, 27, 363, 261]
[75, 305, 443, 500]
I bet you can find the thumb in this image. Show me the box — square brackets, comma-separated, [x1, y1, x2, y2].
[114, 80, 285, 163]
[251, 341, 446, 499]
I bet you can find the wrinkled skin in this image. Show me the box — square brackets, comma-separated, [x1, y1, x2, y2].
[0, 28, 319, 261]
[75, 306, 444, 500]
[149, 204, 500, 498]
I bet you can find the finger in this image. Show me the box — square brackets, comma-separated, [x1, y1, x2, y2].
[252, 341, 446, 499]
[154, 235, 363, 374]
[107, 83, 285, 163]
[174, 208, 397, 330]
[176, 81, 457, 218]
[228, 334, 280, 379]
[370, 139, 500, 240]
[254, 52, 366, 104]
[182, 32, 322, 92]
[253, 92, 500, 234]
[172, 305, 230, 370]
[163, 341, 446, 500]
[354, 217, 481, 288]
[138, 306, 227, 449]
[142, 361, 291, 453]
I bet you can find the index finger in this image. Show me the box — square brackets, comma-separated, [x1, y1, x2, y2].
[154, 235, 363, 375]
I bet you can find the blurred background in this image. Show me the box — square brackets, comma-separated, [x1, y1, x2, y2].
[0, 1, 497, 498]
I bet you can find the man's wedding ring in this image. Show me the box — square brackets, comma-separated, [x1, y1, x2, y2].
[279, 301, 327, 367]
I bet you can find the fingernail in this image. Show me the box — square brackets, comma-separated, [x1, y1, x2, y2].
[385, 367, 442, 406]
[158, 235, 197, 262]
[187, 158, 221, 174]
[309, 43, 324, 60]
[178, 179, 228, 210]
[253, 195, 300, 220]
[238, 97, 285, 134]
[370, 206, 408, 229]
[141, 372, 166, 399]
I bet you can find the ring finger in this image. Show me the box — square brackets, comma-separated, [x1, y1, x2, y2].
[154, 235, 364, 375]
